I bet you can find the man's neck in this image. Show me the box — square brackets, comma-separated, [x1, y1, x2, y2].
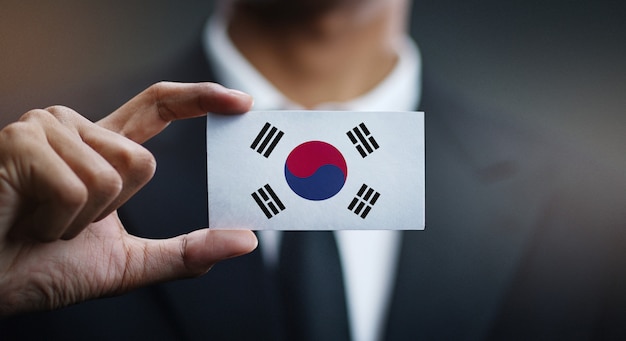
[228, 1, 408, 108]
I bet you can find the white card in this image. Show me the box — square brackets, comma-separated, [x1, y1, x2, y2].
[207, 110, 424, 230]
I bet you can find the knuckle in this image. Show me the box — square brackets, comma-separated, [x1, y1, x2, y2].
[44, 105, 73, 116]
[18, 109, 54, 123]
[0, 122, 45, 151]
[44, 105, 80, 124]
[17, 106, 81, 129]
[0, 121, 31, 139]
[89, 167, 124, 199]
[116, 144, 157, 183]
[58, 181, 89, 210]
[149, 81, 173, 93]
[148, 81, 175, 122]
[147, 81, 172, 104]
[132, 147, 157, 181]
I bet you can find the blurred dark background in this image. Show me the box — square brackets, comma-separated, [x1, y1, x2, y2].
[1, 0, 625, 167]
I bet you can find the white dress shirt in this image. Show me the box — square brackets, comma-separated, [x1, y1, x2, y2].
[203, 13, 422, 341]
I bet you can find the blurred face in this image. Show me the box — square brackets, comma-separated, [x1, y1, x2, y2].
[235, 0, 366, 12]
[233, 0, 380, 25]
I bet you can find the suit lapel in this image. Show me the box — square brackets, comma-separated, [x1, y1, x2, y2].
[384, 79, 547, 339]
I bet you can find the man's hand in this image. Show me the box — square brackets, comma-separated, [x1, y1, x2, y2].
[0, 82, 257, 316]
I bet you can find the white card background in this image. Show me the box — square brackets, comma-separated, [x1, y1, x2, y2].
[207, 110, 424, 230]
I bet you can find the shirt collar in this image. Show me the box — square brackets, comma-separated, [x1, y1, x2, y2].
[203, 12, 422, 111]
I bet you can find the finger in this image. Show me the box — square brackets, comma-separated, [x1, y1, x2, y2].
[97, 82, 253, 144]
[120, 229, 258, 290]
[18, 108, 123, 238]
[48, 108, 156, 221]
[0, 120, 87, 241]
[39, 107, 126, 238]
[81, 127, 156, 221]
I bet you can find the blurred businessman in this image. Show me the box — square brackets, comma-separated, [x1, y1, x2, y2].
[2, 1, 626, 340]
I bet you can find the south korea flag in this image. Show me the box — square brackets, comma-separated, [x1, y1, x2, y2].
[207, 110, 424, 230]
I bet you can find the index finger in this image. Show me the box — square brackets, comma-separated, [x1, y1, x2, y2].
[97, 82, 253, 143]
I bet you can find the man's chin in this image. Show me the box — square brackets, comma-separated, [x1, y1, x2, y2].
[233, 0, 365, 24]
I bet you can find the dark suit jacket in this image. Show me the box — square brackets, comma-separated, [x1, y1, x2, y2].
[2, 35, 626, 341]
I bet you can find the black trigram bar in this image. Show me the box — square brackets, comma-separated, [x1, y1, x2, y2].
[251, 122, 284, 158]
[347, 184, 381, 219]
[251, 184, 286, 219]
[346, 122, 379, 158]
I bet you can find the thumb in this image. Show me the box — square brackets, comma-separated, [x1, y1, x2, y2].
[126, 229, 258, 286]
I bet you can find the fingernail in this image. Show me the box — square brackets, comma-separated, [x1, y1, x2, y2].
[227, 89, 254, 109]
[215, 230, 258, 259]
[227, 88, 249, 97]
